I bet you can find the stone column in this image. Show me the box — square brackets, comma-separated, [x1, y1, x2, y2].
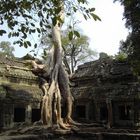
[25, 104, 32, 124]
[106, 98, 113, 128]
[94, 100, 100, 122]
[3, 104, 14, 128]
[85, 103, 89, 121]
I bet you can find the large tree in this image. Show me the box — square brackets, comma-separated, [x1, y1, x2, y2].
[41, 30, 97, 74]
[114, 0, 140, 73]
[0, 0, 100, 129]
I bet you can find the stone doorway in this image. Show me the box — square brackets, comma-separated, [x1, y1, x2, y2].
[76, 105, 86, 119]
[100, 106, 108, 122]
[14, 108, 25, 122]
[31, 109, 41, 122]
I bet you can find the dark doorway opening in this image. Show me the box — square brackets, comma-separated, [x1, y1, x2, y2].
[76, 105, 86, 118]
[61, 105, 66, 118]
[100, 106, 108, 121]
[14, 108, 25, 122]
[119, 105, 131, 120]
[32, 109, 41, 122]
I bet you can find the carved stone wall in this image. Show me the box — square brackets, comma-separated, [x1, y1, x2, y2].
[72, 57, 140, 128]
[0, 56, 43, 128]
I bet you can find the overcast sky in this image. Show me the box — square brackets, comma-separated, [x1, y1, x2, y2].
[78, 0, 129, 56]
[0, 0, 129, 58]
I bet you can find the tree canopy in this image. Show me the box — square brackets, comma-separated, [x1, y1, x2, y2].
[62, 30, 97, 74]
[0, 0, 100, 48]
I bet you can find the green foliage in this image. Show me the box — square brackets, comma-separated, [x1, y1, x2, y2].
[0, 0, 99, 48]
[68, 31, 73, 41]
[115, 0, 140, 73]
[0, 41, 15, 58]
[114, 52, 127, 61]
[0, 30, 6, 36]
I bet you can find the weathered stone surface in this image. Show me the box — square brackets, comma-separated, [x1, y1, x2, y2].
[0, 55, 43, 129]
[72, 58, 135, 85]
[1, 125, 140, 140]
[1, 53, 140, 140]
[71, 57, 140, 128]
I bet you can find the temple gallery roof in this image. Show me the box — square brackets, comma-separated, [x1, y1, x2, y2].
[0, 55, 37, 79]
[72, 58, 134, 81]
[0, 55, 43, 102]
[0, 55, 25, 67]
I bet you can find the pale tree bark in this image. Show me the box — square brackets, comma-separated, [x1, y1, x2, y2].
[40, 0, 75, 129]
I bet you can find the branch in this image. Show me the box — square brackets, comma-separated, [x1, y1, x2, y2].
[73, 57, 77, 68]
[5, 65, 31, 71]
[73, 46, 82, 56]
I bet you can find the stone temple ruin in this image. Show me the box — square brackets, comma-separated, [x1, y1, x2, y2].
[0, 55, 42, 128]
[71, 55, 140, 128]
[0, 54, 140, 139]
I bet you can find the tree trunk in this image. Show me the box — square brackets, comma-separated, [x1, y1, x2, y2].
[40, 0, 75, 129]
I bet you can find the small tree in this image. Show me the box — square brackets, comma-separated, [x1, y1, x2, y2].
[62, 30, 97, 74]
[0, 41, 15, 58]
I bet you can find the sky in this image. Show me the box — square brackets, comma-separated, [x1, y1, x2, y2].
[0, 0, 129, 58]
[78, 0, 129, 56]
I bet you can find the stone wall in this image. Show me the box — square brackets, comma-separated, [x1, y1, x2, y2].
[71, 58, 140, 128]
[0, 56, 43, 128]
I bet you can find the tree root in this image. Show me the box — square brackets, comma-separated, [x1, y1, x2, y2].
[58, 121, 70, 130]
[65, 117, 81, 126]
